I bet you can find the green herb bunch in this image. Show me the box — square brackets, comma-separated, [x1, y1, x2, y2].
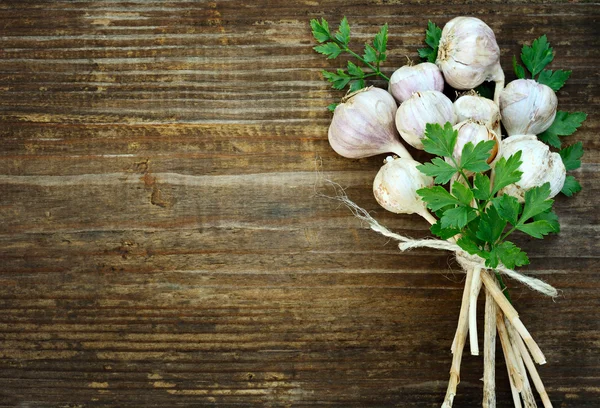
[416, 123, 560, 273]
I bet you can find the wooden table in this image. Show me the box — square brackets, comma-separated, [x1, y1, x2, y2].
[1, 1, 598, 407]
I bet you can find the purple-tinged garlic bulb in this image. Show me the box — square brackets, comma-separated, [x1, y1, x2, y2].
[373, 156, 435, 223]
[498, 134, 566, 201]
[499, 79, 557, 136]
[436, 17, 505, 104]
[328, 87, 413, 160]
[395, 90, 456, 150]
[388, 62, 445, 103]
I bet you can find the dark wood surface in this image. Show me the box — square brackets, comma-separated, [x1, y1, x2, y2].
[0, 1, 598, 407]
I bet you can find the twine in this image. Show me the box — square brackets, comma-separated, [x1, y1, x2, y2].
[322, 181, 558, 298]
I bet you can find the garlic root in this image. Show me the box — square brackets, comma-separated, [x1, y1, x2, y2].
[483, 288, 497, 408]
[442, 266, 473, 408]
[482, 271, 546, 365]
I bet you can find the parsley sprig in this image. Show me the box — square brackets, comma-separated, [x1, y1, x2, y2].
[310, 17, 389, 99]
[513, 35, 571, 91]
[417, 21, 442, 63]
[416, 123, 560, 272]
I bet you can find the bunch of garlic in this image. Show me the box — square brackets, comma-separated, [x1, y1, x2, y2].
[320, 15, 580, 408]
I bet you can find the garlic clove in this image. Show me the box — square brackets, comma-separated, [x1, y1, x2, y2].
[388, 62, 445, 104]
[373, 156, 434, 217]
[499, 79, 558, 136]
[328, 87, 413, 160]
[395, 90, 456, 150]
[436, 16, 505, 104]
[498, 134, 566, 202]
[454, 93, 501, 133]
[450, 120, 500, 167]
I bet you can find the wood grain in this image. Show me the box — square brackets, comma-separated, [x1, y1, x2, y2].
[0, 1, 598, 407]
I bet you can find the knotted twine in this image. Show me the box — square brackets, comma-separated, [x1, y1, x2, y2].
[325, 184, 558, 298]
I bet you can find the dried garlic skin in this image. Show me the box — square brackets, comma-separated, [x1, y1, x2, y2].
[498, 134, 566, 201]
[436, 17, 504, 93]
[373, 156, 434, 215]
[388, 62, 445, 104]
[395, 90, 456, 150]
[499, 79, 558, 136]
[328, 87, 412, 160]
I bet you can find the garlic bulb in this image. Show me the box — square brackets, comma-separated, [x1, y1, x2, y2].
[499, 79, 558, 136]
[498, 134, 566, 202]
[388, 62, 444, 103]
[451, 120, 500, 166]
[454, 93, 501, 132]
[328, 87, 413, 160]
[395, 90, 456, 150]
[373, 156, 435, 222]
[436, 17, 505, 104]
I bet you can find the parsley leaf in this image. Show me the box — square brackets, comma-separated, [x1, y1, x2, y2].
[533, 210, 560, 233]
[519, 183, 553, 223]
[476, 206, 507, 244]
[430, 221, 461, 240]
[559, 141, 584, 171]
[516, 220, 555, 239]
[363, 44, 378, 63]
[492, 194, 521, 226]
[418, 21, 442, 63]
[460, 140, 495, 173]
[373, 23, 388, 62]
[472, 174, 492, 201]
[452, 181, 474, 206]
[310, 18, 331, 43]
[538, 111, 587, 149]
[440, 206, 476, 230]
[521, 35, 554, 77]
[417, 186, 460, 212]
[457, 236, 484, 257]
[513, 55, 526, 79]
[561, 175, 582, 197]
[537, 69, 571, 92]
[335, 16, 351, 46]
[313, 42, 343, 59]
[417, 158, 457, 184]
[421, 123, 457, 157]
[493, 241, 530, 269]
[322, 69, 351, 90]
[327, 103, 338, 112]
[492, 152, 523, 195]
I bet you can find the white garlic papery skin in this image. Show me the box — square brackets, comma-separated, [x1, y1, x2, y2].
[451, 120, 500, 165]
[328, 87, 413, 160]
[454, 94, 501, 132]
[373, 156, 434, 216]
[436, 17, 505, 104]
[498, 134, 566, 202]
[499, 79, 558, 136]
[395, 90, 456, 150]
[388, 62, 445, 103]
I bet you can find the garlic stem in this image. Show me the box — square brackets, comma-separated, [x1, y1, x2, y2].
[491, 62, 505, 106]
[506, 319, 538, 408]
[481, 271, 546, 365]
[391, 143, 414, 161]
[483, 288, 497, 408]
[419, 209, 438, 226]
[508, 321, 554, 408]
[468, 266, 482, 355]
[442, 266, 473, 408]
[497, 308, 524, 408]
